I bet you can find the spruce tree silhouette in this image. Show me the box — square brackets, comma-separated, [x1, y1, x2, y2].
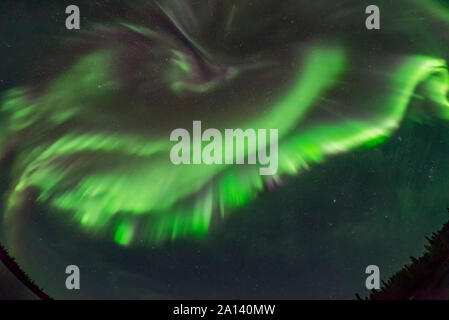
[358, 208, 449, 300]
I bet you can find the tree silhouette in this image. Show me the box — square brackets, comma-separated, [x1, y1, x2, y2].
[359, 208, 449, 300]
[0, 242, 52, 300]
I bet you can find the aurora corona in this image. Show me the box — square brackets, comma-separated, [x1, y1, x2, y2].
[2, 0, 449, 248]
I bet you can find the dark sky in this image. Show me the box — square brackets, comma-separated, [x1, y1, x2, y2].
[1, 0, 449, 300]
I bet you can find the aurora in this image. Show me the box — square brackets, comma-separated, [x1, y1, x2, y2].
[4, 0, 449, 300]
[1, 0, 449, 249]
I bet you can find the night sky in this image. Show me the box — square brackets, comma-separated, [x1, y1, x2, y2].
[2, 0, 449, 300]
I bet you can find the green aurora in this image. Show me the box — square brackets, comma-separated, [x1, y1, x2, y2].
[2, 0, 449, 248]
[2, 53, 449, 246]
